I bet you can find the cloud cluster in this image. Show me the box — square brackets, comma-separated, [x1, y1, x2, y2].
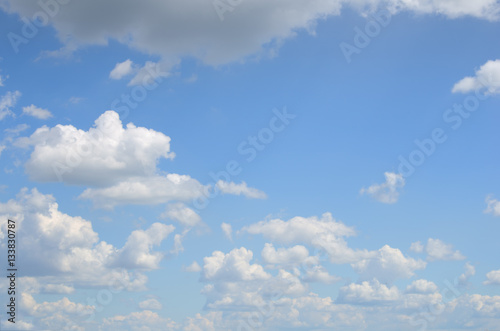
[17, 111, 264, 209]
[0, 188, 172, 288]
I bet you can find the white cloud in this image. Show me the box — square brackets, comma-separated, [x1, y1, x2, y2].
[18, 110, 175, 185]
[261, 243, 319, 267]
[483, 270, 500, 285]
[452, 59, 500, 94]
[337, 279, 400, 305]
[127, 60, 174, 86]
[102, 310, 178, 330]
[360, 172, 405, 204]
[405, 279, 438, 294]
[202, 247, 270, 281]
[425, 238, 465, 261]
[0, 145, 5, 158]
[138, 298, 162, 310]
[184, 261, 202, 272]
[302, 265, 340, 284]
[221, 222, 232, 241]
[161, 202, 202, 227]
[0, 188, 166, 289]
[242, 212, 371, 264]
[410, 241, 424, 253]
[79, 174, 206, 209]
[458, 262, 476, 286]
[0, 90, 21, 120]
[215, 180, 267, 199]
[21, 293, 95, 329]
[485, 195, 500, 216]
[109, 59, 134, 80]
[352, 245, 427, 284]
[17, 110, 211, 209]
[22, 104, 53, 119]
[112, 222, 174, 269]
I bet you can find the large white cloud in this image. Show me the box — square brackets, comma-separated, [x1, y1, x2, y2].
[352, 245, 427, 284]
[3, 0, 499, 69]
[0, 188, 172, 289]
[18, 110, 175, 186]
[261, 243, 319, 267]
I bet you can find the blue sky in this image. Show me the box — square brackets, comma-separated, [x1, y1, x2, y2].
[1, 1, 500, 330]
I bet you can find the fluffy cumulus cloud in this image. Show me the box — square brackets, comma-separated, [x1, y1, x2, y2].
[425, 238, 465, 261]
[352, 245, 427, 284]
[202, 247, 270, 282]
[215, 180, 267, 199]
[0, 90, 21, 120]
[18, 110, 175, 185]
[0, 188, 171, 289]
[483, 269, 500, 285]
[79, 174, 207, 209]
[452, 59, 500, 94]
[242, 212, 372, 264]
[161, 202, 202, 227]
[337, 279, 400, 305]
[112, 222, 174, 269]
[2, 0, 499, 69]
[16, 111, 263, 208]
[360, 172, 405, 204]
[261, 243, 319, 267]
[485, 195, 500, 216]
[22, 104, 53, 119]
[405, 279, 438, 294]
